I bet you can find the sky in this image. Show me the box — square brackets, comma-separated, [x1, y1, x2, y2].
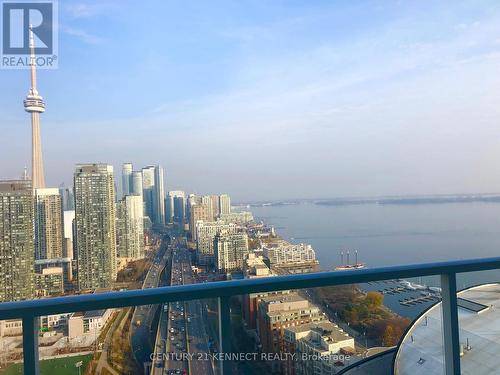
[2, 0, 500, 201]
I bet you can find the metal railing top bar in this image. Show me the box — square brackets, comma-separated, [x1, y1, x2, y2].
[1, 256, 500, 320]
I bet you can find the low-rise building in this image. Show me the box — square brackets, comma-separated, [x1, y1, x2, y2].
[257, 293, 325, 355]
[242, 253, 279, 330]
[0, 319, 23, 337]
[0, 313, 72, 337]
[67, 309, 113, 339]
[284, 321, 355, 375]
[40, 313, 72, 329]
[34, 267, 64, 297]
[219, 211, 254, 225]
[263, 241, 317, 265]
[34, 257, 73, 288]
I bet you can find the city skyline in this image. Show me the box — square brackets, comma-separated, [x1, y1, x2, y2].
[3, 3, 498, 374]
[2, 1, 500, 201]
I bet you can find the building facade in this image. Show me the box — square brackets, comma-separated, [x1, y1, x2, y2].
[173, 193, 186, 225]
[257, 294, 325, 355]
[116, 194, 144, 260]
[264, 241, 317, 265]
[68, 309, 113, 338]
[141, 166, 155, 222]
[141, 165, 165, 226]
[153, 165, 165, 225]
[131, 170, 143, 197]
[190, 203, 210, 241]
[219, 211, 254, 225]
[219, 194, 231, 215]
[34, 267, 64, 297]
[0, 180, 34, 302]
[214, 231, 249, 272]
[284, 321, 355, 375]
[196, 221, 238, 266]
[201, 195, 215, 221]
[74, 164, 117, 290]
[34, 188, 63, 260]
[122, 162, 132, 197]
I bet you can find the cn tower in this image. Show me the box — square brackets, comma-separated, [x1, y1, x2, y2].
[23, 25, 46, 189]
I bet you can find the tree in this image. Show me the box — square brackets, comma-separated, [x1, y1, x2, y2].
[382, 323, 405, 346]
[365, 291, 384, 308]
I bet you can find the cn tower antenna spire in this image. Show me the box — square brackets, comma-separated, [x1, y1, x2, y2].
[29, 24, 38, 94]
[24, 24, 46, 189]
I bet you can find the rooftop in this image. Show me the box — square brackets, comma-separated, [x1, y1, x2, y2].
[286, 320, 350, 343]
[83, 309, 107, 319]
[395, 283, 500, 375]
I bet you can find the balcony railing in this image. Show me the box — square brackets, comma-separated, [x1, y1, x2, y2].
[2, 256, 500, 375]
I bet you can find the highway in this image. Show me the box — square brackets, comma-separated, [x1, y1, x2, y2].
[151, 238, 214, 375]
[130, 236, 170, 371]
[180, 247, 214, 375]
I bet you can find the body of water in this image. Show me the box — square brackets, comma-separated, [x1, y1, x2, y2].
[249, 201, 500, 316]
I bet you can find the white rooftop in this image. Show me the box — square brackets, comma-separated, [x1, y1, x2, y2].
[395, 283, 500, 375]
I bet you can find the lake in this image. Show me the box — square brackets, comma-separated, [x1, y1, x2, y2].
[249, 201, 500, 315]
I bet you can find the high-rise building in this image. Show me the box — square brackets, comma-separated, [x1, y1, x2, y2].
[165, 195, 174, 224]
[190, 204, 210, 241]
[74, 164, 117, 290]
[130, 171, 143, 197]
[173, 196, 186, 225]
[63, 210, 75, 259]
[24, 26, 46, 189]
[116, 194, 144, 260]
[0, 180, 34, 302]
[196, 221, 238, 266]
[34, 188, 64, 260]
[210, 195, 220, 218]
[140, 165, 165, 226]
[167, 190, 185, 225]
[202, 195, 215, 221]
[141, 166, 155, 222]
[59, 187, 75, 210]
[214, 231, 249, 272]
[153, 165, 165, 225]
[122, 163, 133, 197]
[219, 194, 231, 215]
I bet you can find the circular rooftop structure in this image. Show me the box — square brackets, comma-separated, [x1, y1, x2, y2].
[394, 283, 500, 375]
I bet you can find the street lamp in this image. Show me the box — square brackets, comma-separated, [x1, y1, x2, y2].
[75, 360, 83, 375]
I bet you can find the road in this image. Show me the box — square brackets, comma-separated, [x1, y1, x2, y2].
[151, 239, 214, 375]
[130, 236, 170, 371]
[94, 309, 123, 375]
[181, 248, 214, 375]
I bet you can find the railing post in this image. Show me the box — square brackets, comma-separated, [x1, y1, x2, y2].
[22, 315, 39, 375]
[440, 272, 461, 375]
[218, 295, 232, 375]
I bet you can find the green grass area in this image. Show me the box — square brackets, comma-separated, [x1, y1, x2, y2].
[1, 354, 92, 375]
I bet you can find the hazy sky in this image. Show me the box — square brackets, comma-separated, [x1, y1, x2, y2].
[2, 0, 500, 201]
